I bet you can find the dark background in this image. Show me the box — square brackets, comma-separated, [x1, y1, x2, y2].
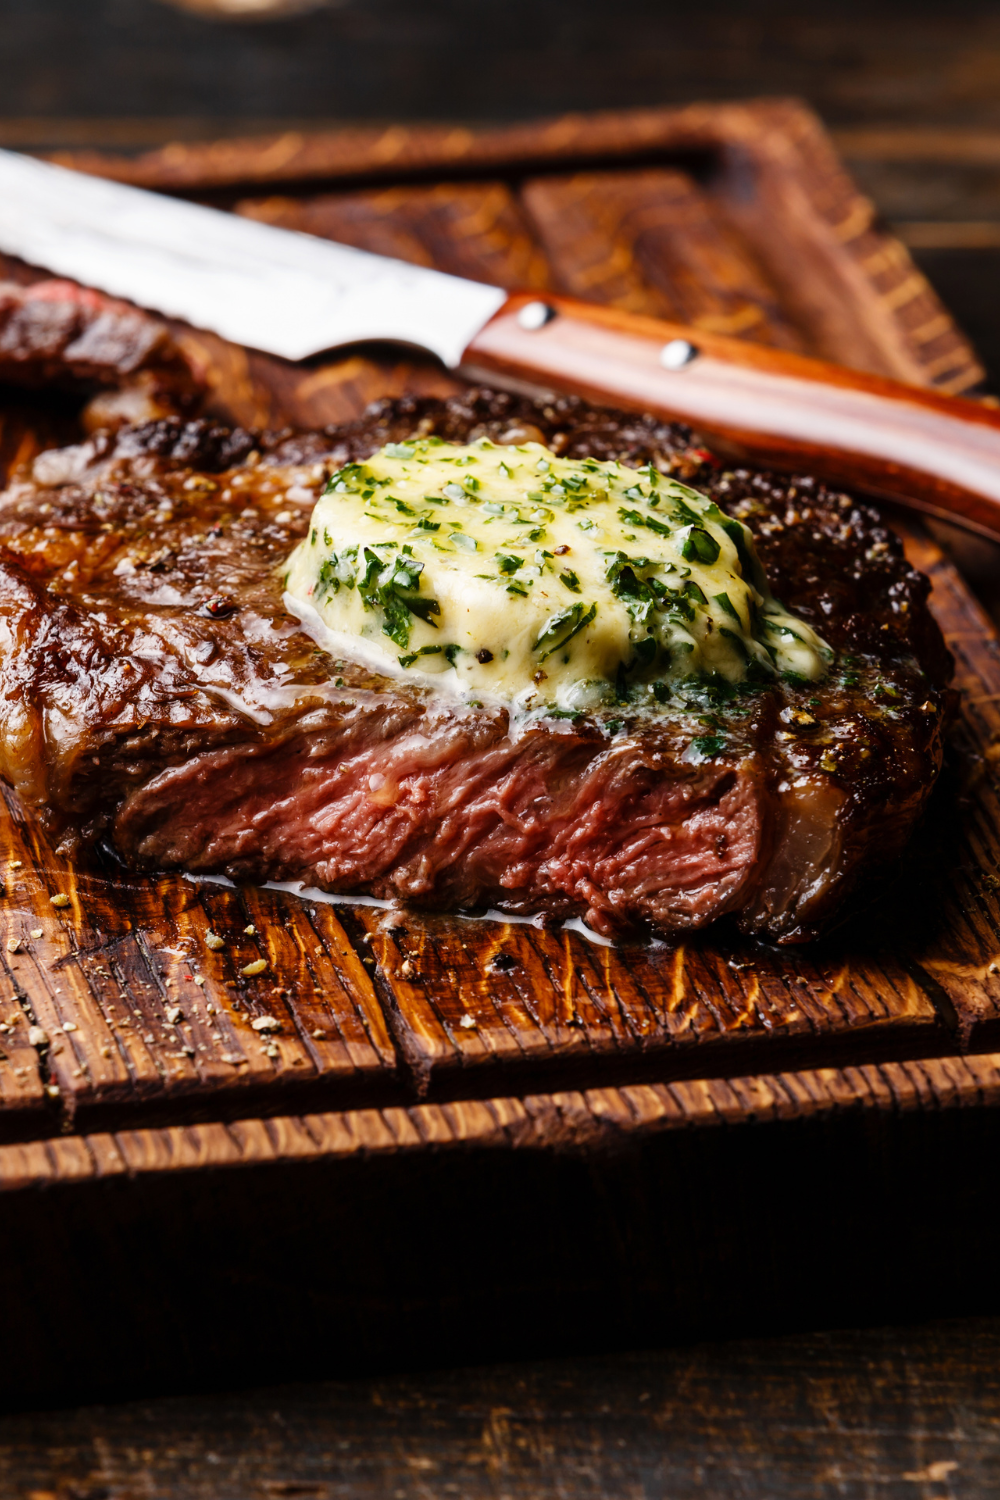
[5, 4, 1000, 1495]
[1, 0, 999, 130]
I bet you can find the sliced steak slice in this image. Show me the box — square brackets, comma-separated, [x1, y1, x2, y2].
[0, 279, 203, 431]
[0, 391, 953, 941]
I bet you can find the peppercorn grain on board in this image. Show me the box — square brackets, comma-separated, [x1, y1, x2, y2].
[0, 101, 997, 1405]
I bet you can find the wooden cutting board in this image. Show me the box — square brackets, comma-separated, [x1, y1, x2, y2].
[0, 515, 996, 1146]
[1, 98, 1000, 1406]
[0, 96, 992, 1144]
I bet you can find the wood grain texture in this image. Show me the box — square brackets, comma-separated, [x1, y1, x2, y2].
[4, 1319, 1000, 1500]
[11, 0, 1000, 133]
[0, 797, 402, 1139]
[520, 167, 803, 349]
[5, 1043, 1000, 1406]
[351, 902, 944, 1105]
[700, 100, 983, 393]
[899, 528, 1000, 1047]
[47, 99, 982, 393]
[7, 1046, 1000, 1193]
[237, 180, 552, 292]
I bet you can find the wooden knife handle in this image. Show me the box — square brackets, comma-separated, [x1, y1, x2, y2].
[462, 291, 1000, 544]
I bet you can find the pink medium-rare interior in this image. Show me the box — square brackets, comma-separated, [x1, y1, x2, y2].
[115, 725, 766, 935]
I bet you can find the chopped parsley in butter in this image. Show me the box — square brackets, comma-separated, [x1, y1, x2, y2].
[283, 438, 831, 713]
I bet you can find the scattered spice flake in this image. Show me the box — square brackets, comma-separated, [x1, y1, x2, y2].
[242, 959, 268, 977]
[50, 894, 71, 909]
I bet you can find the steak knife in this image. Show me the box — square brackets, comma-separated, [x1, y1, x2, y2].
[0, 146, 999, 542]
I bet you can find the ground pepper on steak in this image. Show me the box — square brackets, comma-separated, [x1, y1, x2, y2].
[0, 390, 953, 942]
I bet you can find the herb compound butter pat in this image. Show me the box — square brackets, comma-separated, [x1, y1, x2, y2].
[283, 438, 830, 711]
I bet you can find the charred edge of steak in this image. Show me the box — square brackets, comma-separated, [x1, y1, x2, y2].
[261, 388, 717, 477]
[26, 416, 260, 491]
[0, 389, 955, 943]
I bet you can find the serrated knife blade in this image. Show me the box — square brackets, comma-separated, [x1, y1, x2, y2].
[1, 147, 1000, 545]
[0, 147, 506, 365]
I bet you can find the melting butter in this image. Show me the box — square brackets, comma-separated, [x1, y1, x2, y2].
[283, 438, 830, 711]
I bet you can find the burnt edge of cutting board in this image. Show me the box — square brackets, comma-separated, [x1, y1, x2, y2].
[7, 1046, 1000, 1196]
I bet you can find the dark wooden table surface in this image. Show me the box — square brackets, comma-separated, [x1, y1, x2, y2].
[6, 4, 1000, 1496]
[5, 1318, 1000, 1498]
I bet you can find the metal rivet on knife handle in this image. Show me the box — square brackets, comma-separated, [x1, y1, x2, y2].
[661, 339, 700, 370]
[10, 146, 1000, 547]
[517, 301, 557, 332]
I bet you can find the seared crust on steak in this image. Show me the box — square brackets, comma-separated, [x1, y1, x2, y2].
[0, 390, 953, 941]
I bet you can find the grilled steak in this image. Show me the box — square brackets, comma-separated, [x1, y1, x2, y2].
[0, 389, 952, 942]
